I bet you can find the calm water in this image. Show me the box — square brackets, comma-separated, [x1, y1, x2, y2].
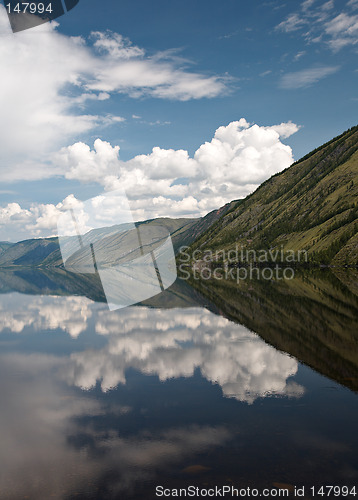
[0, 268, 357, 499]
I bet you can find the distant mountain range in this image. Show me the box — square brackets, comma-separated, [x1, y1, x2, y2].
[0, 203, 234, 268]
[189, 125, 358, 266]
[1, 125, 357, 268]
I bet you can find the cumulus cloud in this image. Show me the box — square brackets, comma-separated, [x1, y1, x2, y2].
[0, 119, 299, 240]
[0, 5, 227, 181]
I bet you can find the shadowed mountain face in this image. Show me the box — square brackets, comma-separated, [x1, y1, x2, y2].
[190, 126, 358, 265]
[1, 267, 357, 393]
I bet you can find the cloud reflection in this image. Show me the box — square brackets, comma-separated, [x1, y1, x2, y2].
[0, 293, 96, 338]
[0, 292, 305, 498]
[0, 294, 304, 403]
[66, 307, 304, 403]
[0, 352, 230, 499]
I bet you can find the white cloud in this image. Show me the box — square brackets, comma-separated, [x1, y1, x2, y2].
[325, 12, 358, 50]
[280, 66, 339, 88]
[266, 121, 301, 139]
[294, 50, 306, 61]
[322, 0, 335, 11]
[276, 0, 358, 52]
[0, 119, 299, 240]
[276, 13, 306, 32]
[91, 31, 145, 59]
[326, 12, 358, 35]
[0, 6, 227, 181]
[57, 139, 121, 183]
[302, 0, 316, 11]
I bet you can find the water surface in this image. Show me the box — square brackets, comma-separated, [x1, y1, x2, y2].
[0, 268, 357, 499]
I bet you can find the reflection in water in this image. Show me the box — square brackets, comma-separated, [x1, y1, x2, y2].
[0, 354, 101, 500]
[0, 293, 94, 337]
[0, 352, 230, 500]
[0, 293, 303, 403]
[66, 307, 304, 403]
[188, 268, 358, 392]
[0, 269, 357, 499]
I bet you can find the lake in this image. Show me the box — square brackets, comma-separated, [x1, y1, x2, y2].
[0, 268, 357, 499]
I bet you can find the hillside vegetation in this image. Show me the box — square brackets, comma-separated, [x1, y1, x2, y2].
[190, 126, 358, 266]
[188, 268, 358, 393]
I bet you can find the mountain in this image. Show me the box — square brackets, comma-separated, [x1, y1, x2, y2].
[0, 206, 234, 268]
[0, 237, 61, 267]
[189, 125, 358, 266]
[0, 242, 13, 255]
[171, 200, 238, 251]
[2, 126, 357, 269]
[0, 218, 195, 268]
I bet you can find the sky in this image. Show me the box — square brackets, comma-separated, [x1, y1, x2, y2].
[0, 0, 357, 241]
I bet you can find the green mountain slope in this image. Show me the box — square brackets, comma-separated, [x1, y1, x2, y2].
[171, 200, 238, 251]
[190, 125, 358, 266]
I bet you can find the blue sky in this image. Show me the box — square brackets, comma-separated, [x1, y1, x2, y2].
[0, 0, 357, 241]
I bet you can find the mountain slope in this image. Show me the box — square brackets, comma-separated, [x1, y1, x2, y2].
[0, 242, 13, 255]
[190, 125, 358, 265]
[0, 218, 197, 268]
[171, 200, 237, 251]
[0, 238, 60, 267]
[0, 198, 238, 268]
